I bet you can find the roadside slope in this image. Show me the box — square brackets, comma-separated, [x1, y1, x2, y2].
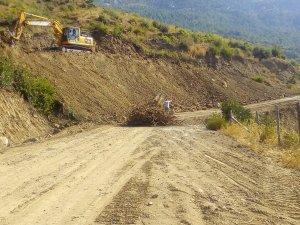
[0, 90, 52, 146]
[4, 43, 297, 123]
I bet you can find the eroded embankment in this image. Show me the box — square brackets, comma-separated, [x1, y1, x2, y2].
[0, 90, 52, 147]
[3, 39, 298, 124]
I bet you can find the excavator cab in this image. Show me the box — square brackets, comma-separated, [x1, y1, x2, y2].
[62, 27, 80, 41]
[61, 27, 94, 51]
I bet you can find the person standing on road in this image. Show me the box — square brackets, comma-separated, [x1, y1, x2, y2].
[163, 99, 172, 112]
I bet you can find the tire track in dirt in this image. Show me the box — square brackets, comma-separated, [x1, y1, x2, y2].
[0, 127, 161, 225]
[95, 162, 152, 224]
[137, 126, 300, 225]
[1, 105, 300, 225]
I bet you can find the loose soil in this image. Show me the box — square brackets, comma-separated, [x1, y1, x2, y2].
[0, 98, 300, 225]
[0, 124, 299, 225]
[1, 32, 299, 125]
[0, 90, 52, 145]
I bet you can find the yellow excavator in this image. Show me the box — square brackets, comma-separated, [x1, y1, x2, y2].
[10, 12, 95, 51]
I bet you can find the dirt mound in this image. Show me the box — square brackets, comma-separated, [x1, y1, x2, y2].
[0, 90, 52, 146]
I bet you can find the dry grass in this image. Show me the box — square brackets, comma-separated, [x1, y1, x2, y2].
[222, 122, 300, 169]
[188, 44, 208, 58]
[283, 149, 300, 169]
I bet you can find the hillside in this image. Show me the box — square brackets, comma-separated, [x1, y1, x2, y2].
[0, 0, 300, 142]
[0, 2, 300, 225]
[95, 0, 300, 62]
[0, 90, 52, 144]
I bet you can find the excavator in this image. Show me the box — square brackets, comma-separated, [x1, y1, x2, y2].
[10, 12, 95, 52]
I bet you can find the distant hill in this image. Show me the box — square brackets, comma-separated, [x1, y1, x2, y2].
[95, 0, 300, 61]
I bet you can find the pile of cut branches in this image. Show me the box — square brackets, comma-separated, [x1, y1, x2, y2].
[127, 104, 175, 126]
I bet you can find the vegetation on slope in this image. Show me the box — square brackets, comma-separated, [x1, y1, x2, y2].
[0, 56, 56, 114]
[0, 0, 299, 117]
[206, 101, 300, 169]
[223, 118, 300, 170]
[95, 0, 300, 62]
[87, 7, 289, 62]
[0, 0, 296, 65]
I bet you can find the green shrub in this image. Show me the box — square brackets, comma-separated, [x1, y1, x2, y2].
[282, 131, 299, 149]
[26, 77, 55, 114]
[221, 100, 252, 122]
[271, 46, 284, 58]
[178, 29, 189, 37]
[133, 27, 144, 35]
[67, 4, 75, 11]
[0, 0, 9, 6]
[207, 39, 224, 56]
[112, 24, 123, 38]
[288, 76, 297, 84]
[46, 4, 54, 11]
[14, 68, 55, 114]
[140, 21, 150, 29]
[91, 22, 109, 36]
[208, 44, 221, 56]
[229, 40, 246, 51]
[260, 114, 276, 127]
[152, 21, 169, 33]
[233, 49, 244, 60]
[152, 21, 159, 27]
[220, 46, 233, 59]
[161, 35, 172, 44]
[159, 25, 169, 33]
[103, 8, 120, 21]
[191, 33, 202, 43]
[0, 57, 14, 87]
[253, 47, 271, 60]
[259, 125, 276, 143]
[0, 57, 56, 114]
[178, 41, 189, 52]
[290, 60, 299, 67]
[85, 0, 95, 8]
[206, 113, 226, 131]
[228, 41, 253, 55]
[97, 15, 110, 25]
[252, 75, 265, 83]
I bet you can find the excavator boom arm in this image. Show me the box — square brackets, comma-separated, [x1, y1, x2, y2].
[12, 12, 63, 41]
[13, 12, 26, 40]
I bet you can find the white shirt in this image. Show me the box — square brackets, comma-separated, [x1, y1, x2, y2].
[164, 100, 172, 108]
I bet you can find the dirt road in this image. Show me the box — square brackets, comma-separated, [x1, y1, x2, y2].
[1, 98, 300, 225]
[176, 95, 300, 124]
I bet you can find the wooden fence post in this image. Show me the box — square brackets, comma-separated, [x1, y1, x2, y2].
[255, 111, 260, 124]
[297, 102, 300, 139]
[276, 106, 281, 146]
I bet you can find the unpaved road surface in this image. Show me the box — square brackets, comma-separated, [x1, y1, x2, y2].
[1, 98, 300, 225]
